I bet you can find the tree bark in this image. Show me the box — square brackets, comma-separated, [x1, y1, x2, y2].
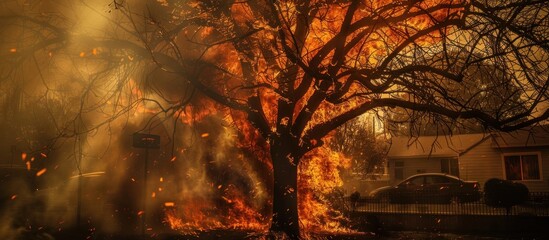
[269, 141, 300, 239]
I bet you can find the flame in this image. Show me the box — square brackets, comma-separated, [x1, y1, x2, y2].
[150, 0, 462, 235]
[285, 1, 459, 234]
[158, 106, 271, 234]
[298, 143, 352, 234]
[163, 187, 269, 235]
[302, 0, 464, 68]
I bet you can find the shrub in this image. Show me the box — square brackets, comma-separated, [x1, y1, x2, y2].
[484, 178, 529, 215]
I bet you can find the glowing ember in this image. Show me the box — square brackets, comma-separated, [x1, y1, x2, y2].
[36, 168, 47, 177]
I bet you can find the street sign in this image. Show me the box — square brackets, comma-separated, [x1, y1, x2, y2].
[132, 133, 160, 149]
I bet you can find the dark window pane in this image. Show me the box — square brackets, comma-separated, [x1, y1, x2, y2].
[441, 158, 460, 177]
[410, 176, 424, 185]
[424, 176, 434, 184]
[522, 155, 540, 180]
[441, 159, 449, 174]
[504, 156, 522, 180]
[435, 176, 450, 183]
[450, 158, 460, 177]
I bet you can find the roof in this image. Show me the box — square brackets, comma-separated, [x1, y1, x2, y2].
[491, 127, 549, 148]
[388, 133, 488, 159]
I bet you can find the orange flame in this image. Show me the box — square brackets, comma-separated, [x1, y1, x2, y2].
[163, 188, 269, 235]
[299, 144, 352, 233]
[157, 0, 461, 235]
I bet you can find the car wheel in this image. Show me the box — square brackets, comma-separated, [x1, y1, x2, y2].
[449, 196, 461, 204]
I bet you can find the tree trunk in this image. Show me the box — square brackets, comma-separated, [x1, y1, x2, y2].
[269, 144, 300, 239]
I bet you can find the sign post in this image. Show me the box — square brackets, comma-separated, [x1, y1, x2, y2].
[132, 133, 161, 149]
[132, 133, 160, 236]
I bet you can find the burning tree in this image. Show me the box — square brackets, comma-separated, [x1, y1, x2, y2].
[1, 0, 549, 238]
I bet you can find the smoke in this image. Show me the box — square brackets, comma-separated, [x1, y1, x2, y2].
[0, 1, 272, 237]
[0, 100, 272, 237]
[0, 0, 370, 237]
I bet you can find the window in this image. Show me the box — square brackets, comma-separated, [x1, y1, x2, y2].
[425, 175, 451, 184]
[440, 158, 459, 177]
[406, 176, 424, 185]
[395, 161, 404, 180]
[503, 153, 542, 181]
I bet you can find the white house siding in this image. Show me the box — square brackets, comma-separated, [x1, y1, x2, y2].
[459, 140, 549, 192]
[458, 138, 503, 189]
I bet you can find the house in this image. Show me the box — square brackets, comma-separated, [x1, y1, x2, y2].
[387, 128, 549, 192]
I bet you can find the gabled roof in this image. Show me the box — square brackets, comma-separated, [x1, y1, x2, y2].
[491, 126, 549, 148]
[388, 133, 488, 159]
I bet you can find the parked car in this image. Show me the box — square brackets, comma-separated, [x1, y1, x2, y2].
[369, 173, 481, 204]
